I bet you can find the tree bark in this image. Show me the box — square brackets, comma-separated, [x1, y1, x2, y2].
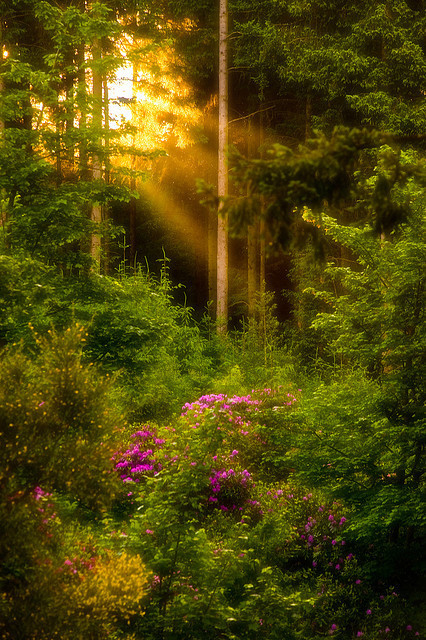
[247, 118, 257, 319]
[90, 37, 103, 270]
[216, 0, 228, 334]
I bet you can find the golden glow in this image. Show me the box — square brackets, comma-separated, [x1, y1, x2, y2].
[141, 181, 206, 259]
[110, 36, 202, 149]
[109, 31, 211, 266]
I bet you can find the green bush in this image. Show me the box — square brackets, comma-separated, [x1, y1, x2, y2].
[0, 324, 155, 639]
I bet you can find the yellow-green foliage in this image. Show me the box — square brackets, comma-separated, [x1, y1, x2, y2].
[0, 323, 123, 509]
[71, 551, 150, 624]
[0, 324, 149, 639]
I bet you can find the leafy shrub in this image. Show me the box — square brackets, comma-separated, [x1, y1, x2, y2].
[109, 387, 423, 639]
[0, 324, 155, 639]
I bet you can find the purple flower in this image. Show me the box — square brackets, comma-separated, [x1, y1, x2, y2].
[357, 633, 364, 637]
[406, 626, 412, 631]
[366, 609, 372, 615]
[330, 624, 337, 631]
[355, 579, 362, 585]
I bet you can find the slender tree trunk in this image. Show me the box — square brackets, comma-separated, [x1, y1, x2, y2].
[247, 118, 257, 319]
[102, 74, 110, 273]
[259, 107, 266, 325]
[129, 59, 138, 269]
[247, 223, 257, 318]
[0, 26, 6, 242]
[305, 92, 311, 142]
[216, 0, 228, 334]
[203, 95, 218, 317]
[77, 44, 88, 179]
[0, 22, 4, 134]
[208, 207, 217, 314]
[90, 37, 103, 270]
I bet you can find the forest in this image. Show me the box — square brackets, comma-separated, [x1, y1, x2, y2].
[0, 0, 425, 638]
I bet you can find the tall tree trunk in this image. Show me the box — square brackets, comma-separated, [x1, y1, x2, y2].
[203, 94, 218, 317]
[247, 118, 257, 319]
[0, 26, 6, 241]
[305, 92, 311, 142]
[90, 37, 103, 270]
[102, 73, 110, 273]
[208, 207, 217, 315]
[0, 22, 4, 134]
[259, 107, 266, 326]
[129, 58, 138, 269]
[216, 0, 228, 334]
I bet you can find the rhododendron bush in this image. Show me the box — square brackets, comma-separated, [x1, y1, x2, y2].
[0, 327, 423, 639]
[108, 388, 423, 640]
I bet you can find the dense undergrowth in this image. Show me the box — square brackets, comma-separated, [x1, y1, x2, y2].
[0, 208, 425, 638]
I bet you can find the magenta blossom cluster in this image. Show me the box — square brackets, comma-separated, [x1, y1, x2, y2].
[33, 486, 57, 538]
[114, 428, 165, 483]
[181, 389, 299, 434]
[208, 467, 254, 512]
[181, 392, 261, 426]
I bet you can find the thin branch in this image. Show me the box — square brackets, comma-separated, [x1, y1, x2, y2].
[229, 105, 275, 125]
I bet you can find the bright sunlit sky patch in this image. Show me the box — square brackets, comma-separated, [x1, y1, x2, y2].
[108, 59, 134, 128]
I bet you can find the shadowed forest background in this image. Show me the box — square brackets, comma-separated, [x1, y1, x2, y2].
[0, 1, 425, 638]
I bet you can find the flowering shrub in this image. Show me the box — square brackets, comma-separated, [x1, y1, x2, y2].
[113, 427, 165, 483]
[104, 386, 422, 639]
[180, 388, 299, 474]
[208, 466, 255, 515]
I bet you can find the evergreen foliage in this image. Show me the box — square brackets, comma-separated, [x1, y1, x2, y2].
[0, 0, 424, 637]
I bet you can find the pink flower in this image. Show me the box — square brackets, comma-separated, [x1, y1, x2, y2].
[145, 529, 154, 535]
[366, 609, 372, 615]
